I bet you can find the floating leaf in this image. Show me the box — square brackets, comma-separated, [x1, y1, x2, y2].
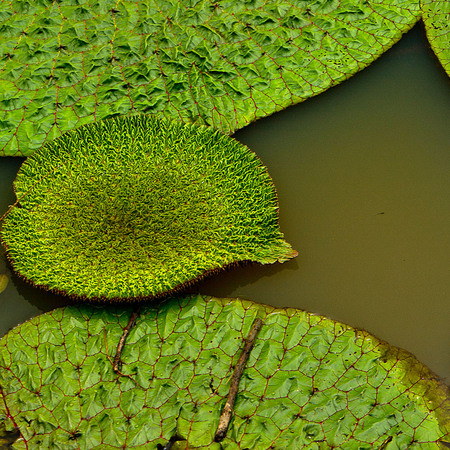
[0, 295, 448, 448]
[0, 115, 296, 301]
[421, 0, 450, 76]
[0, 274, 8, 294]
[0, 0, 421, 156]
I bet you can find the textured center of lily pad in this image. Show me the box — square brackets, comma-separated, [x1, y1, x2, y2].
[0, 115, 296, 300]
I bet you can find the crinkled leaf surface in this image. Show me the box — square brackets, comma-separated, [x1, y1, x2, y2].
[0, 295, 448, 449]
[0, 115, 296, 301]
[421, 0, 450, 76]
[0, 0, 420, 156]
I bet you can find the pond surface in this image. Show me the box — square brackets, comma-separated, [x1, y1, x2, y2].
[0, 24, 449, 381]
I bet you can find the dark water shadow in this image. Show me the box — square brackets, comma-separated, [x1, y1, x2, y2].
[6, 262, 76, 312]
[185, 258, 299, 299]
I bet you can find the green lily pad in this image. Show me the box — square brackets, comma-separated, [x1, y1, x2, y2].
[0, 295, 448, 448]
[421, 0, 450, 76]
[0, 115, 296, 301]
[0, 0, 420, 156]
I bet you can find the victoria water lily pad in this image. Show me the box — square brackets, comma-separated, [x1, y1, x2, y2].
[0, 0, 420, 155]
[421, 0, 450, 76]
[0, 295, 448, 448]
[0, 115, 296, 301]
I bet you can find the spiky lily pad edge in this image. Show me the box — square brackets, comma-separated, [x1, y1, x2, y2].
[1, 116, 297, 302]
[1, 252, 253, 304]
[1, 223, 296, 304]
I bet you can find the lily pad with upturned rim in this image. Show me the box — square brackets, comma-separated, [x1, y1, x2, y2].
[0, 115, 296, 301]
[0, 294, 448, 448]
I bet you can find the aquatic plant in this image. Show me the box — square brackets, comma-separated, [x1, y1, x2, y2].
[0, 295, 448, 448]
[421, 0, 450, 75]
[0, 115, 296, 300]
[0, 0, 449, 447]
[0, 0, 422, 156]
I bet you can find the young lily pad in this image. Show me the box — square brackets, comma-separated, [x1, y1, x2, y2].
[0, 295, 448, 448]
[0, 0, 420, 155]
[0, 115, 296, 301]
[421, 0, 450, 76]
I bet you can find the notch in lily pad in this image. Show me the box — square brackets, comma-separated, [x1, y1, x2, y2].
[0, 115, 297, 301]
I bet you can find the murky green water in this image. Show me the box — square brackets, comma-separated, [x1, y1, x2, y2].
[0, 24, 449, 380]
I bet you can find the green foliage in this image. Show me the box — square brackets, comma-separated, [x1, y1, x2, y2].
[0, 0, 420, 156]
[421, 0, 450, 76]
[0, 115, 296, 300]
[0, 295, 448, 449]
